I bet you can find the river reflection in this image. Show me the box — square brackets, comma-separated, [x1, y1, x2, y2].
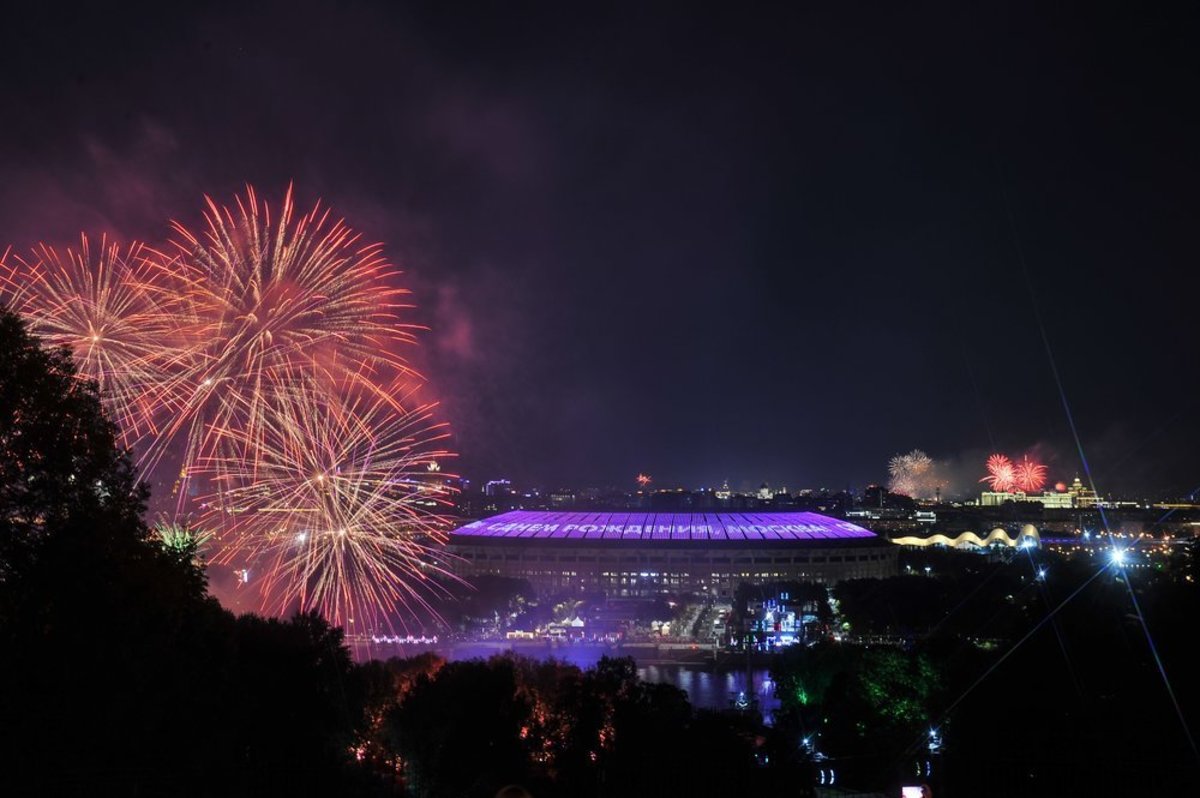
[358, 640, 780, 725]
[638, 664, 779, 724]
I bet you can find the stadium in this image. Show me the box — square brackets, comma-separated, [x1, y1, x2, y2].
[447, 510, 899, 597]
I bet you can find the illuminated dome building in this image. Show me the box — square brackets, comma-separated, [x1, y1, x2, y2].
[447, 510, 898, 598]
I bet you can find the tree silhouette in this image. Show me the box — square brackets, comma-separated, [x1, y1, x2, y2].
[0, 308, 378, 797]
[0, 307, 145, 580]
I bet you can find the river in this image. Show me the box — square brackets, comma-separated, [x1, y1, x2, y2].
[356, 639, 781, 723]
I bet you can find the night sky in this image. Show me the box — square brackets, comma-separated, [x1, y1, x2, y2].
[3, 2, 1197, 497]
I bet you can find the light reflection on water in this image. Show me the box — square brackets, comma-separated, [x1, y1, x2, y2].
[639, 665, 779, 725]
[361, 641, 779, 724]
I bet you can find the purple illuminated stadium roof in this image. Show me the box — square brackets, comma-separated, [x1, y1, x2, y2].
[451, 510, 877, 542]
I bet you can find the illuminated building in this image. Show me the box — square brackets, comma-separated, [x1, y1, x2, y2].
[979, 490, 1074, 509]
[1067, 476, 1099, 507]
[744, 590, 824, 649]
[447, 510, 898, 598]
[484, 479, 513, 497]
[892, 524, 1041, 549]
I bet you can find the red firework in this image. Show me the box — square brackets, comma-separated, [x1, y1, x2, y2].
[4, 186, 455, 630]
[0, 235, 177, 448]
[1014, 456, 1048, 493]
[980, 453, 1017, 492]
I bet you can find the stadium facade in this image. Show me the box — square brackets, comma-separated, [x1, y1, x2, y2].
[447, 510, 898, 597]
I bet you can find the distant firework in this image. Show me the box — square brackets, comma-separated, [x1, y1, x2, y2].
[1014, 456, 1048, 493]
[2, 187, 456, 630]
[980, 453, 1017, 492]
[980, 452, 1048, 493]
[887, 449, 944, 499]
[636, 473, 652, 488]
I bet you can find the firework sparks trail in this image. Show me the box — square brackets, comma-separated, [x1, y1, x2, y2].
[1014, 455, 1048, 493]
[200, 382, 458, 630]
[148, 185, 423, 491]
[2, 187, 457, 629]
[0, 235, 178, 447]
[980, 453, 1017, 492]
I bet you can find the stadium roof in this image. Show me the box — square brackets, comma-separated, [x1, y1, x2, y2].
[451, 510, 877, 542]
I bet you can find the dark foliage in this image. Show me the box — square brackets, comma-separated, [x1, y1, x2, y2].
[0, 308, 376, 797]
[0, 308, 145, 581]
[5, 306, 1197, 797]
[379, 654, 776, 798]
[775, 550, 1200, 796]
[0, 308, 792, 798]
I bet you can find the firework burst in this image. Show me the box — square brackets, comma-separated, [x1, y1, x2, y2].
[887, 449, 944, 499]
[980, 453, 1017, 492]
[3, 186, 456, 630]
[0, 235, 177, 446]
[200, 382, 457, 629]
[1013, 455, 1048, 493]
[150, 185, 422, 488]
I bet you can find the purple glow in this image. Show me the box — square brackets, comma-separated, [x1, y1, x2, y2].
[453, 511, 877, 541]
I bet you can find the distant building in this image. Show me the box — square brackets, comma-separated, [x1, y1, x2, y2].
[1068, 476, 1100, 507]
[484, 479, 512, 498]
[980, 490, 1074, 509]
[1038, 492, 1075, 509]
